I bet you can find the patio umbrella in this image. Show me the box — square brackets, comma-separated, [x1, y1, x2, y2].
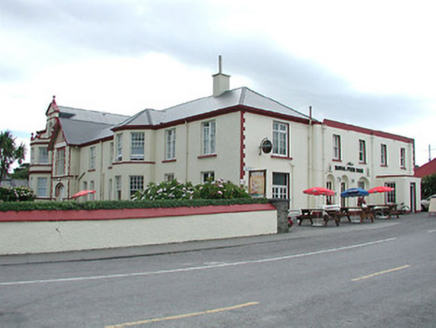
[340, 187, 369, 198]
[368, 186, 394, 194]
[71, 190, 96, 199]
[303, 187, 335, 196]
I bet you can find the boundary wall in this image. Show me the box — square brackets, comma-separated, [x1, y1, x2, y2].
[0, 204, 277, 255]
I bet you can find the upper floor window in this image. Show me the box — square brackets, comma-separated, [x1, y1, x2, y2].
[39, 147, 49, 164]
[400, 148, 406, 168]
[55, 148, 65, 175]
[166, 128, 176, 160]
[333, 134, 341, 160]
[116, 133, 123, 161]
[131, 132, 145, 160]
[37, 177, 48, 197]
[109, 142, 114, 164]
[130, 175, 144, 197]
[89, 146, 96, 169]
[202, 121, 216, 155]
[273, 121, 288, 156]
[381, 144, 387, 166]
[359, 140, 366, 163]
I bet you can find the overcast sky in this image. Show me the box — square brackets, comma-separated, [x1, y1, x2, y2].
[1, 0, 435, 166]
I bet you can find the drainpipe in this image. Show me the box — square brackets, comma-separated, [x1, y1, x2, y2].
[185, 120, 189, 182]
[307, 106, 313, 207]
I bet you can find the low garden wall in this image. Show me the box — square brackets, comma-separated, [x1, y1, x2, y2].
[0, 204, 277, 255]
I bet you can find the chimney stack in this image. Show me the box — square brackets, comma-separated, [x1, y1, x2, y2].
[212, 55, 230, 97]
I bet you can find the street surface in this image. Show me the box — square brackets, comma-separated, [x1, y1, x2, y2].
[1, 213, 435, 327]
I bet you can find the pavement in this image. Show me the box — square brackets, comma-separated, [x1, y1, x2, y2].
[0, 212, 429, 266]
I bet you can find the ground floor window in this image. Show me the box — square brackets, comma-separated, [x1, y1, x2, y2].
[202, 171, 215, 183]
[164, 173, 175, 182]
[272, 172, 289, 199]
[115, 176, 122, 200]
[37, 177, 48, 197]
[130, 175, 144, 197]
[385, 182, 396, 203]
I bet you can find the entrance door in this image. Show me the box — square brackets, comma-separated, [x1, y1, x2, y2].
[410, 183, 416, 212]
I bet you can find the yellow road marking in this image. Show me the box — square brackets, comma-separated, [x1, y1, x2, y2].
[351, 265, 410, 282]
[105, 301, 259, 328]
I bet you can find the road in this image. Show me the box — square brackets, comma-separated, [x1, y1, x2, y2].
[1, 213, 435, 327]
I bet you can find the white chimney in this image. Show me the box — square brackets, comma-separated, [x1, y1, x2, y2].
[212, 55, 230, 97]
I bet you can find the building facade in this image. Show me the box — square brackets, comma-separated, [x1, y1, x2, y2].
[29, 70, 421, 211]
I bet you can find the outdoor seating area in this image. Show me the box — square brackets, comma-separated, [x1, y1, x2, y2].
[291, 185, 404, 227]
[291, 204, 403, 227]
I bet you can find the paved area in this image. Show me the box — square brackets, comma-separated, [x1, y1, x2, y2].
[0, 212, 429, 266]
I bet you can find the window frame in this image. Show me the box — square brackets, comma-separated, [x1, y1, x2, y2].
[381, 144, 387, 166]
[39, 147, 49, 164]
[130, 132, 145, 161]
[165, 128, 176, 160]
[359, 139, 366, 164]
[37, 177, 48, 197]
[272, 172, 289, 199]
[129, 175, 144, 197]
[55, 148, 65, 176]
[272, 121, 289, 157]
[89, 146, 96, 170]
[202, 171, 215, 183]
[202, 121, 216, 156]
[116, 134, 123, 162]
[333, 134, 341, 161]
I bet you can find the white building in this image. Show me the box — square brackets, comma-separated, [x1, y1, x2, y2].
[29, 66, 420, 211]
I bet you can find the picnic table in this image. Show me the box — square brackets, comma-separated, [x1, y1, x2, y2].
[368, 204, 400, 219]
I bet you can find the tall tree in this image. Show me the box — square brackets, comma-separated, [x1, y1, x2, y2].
[0, 131, 26, 184]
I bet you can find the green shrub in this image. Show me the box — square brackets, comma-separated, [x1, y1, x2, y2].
[0, 186, 35, 202]
[133, 179, 250, 201]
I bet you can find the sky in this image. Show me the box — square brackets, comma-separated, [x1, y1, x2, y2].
[1, 0, 435, 167]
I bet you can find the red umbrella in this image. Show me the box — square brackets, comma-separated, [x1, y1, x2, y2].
[71, 190, 96, 199]
[368, 186, 394, 194]
[303, 187, 335, 196]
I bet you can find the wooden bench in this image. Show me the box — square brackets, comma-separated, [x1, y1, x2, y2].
[324, 210, 341, 226]
[297, 209, 313, 226]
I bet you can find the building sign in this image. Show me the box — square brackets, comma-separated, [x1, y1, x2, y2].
[334, 165, 364, 174]
[249, 170, 266, 198]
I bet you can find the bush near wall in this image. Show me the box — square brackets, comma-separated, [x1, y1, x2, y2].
[0, 186, 35, 202]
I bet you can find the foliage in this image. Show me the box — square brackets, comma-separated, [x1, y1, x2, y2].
[421, 174, 436, 199]
[10, 163, 29, 180]
[0, 198, 268, 212]
[132, 179, 251, 201]
[0, 131, 26, 184]
[0, 186, 35, 202]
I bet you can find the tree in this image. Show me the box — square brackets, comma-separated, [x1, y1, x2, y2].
[0, 131, 26, 185]
[421, 174, 436, 199]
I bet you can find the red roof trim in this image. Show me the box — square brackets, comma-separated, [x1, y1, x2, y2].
[323, 119, 414, 144]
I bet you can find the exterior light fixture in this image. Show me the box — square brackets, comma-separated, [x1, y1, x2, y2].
[259, 138, 273, 155]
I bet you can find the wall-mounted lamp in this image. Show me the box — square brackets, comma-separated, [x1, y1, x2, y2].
[347, 162, 354, 166]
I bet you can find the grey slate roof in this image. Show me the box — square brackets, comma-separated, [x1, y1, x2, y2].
[58, 87, 313, 145]
[58, 106, 129, 145]
[116, 87, 312, 128]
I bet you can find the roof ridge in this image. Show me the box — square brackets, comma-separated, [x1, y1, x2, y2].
[58, 105, 129, 118]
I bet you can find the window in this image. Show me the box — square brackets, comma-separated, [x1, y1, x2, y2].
[381, 144, 387, 166]
[400, 148, 406, 168]
[130, 175, 144, 197]
[108, 178, 112, 201]
[385, 182, 396, 203]
[39, 147, 48, 164]
[89, 146, 96, 169]
[326, 181, 333, 204]
[115, 176, 122, 200]
[202, 121, 216, 155]
[164, 173, 175, 182]
[109, 142, 114, 164]
[116, 134, 123, 161]
[202, 171, 215, 182]
[83, 181, 88, 201]
[359, 140, 366, 163]
[272, 172, 289, 199]
[131, 132, 144, 160]
[165, 129, 176, 160]
[273, 122, 288, 156]
[89, 181, 95, 200]
[37, 177, 48, 197]
[333, 135, 341, 160]
[55, 148, 65, 175]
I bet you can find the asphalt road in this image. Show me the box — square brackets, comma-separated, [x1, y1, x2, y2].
[1, 213, 435, 327]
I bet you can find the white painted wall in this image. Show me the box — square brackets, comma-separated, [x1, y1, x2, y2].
[0, 210, 277, 255]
